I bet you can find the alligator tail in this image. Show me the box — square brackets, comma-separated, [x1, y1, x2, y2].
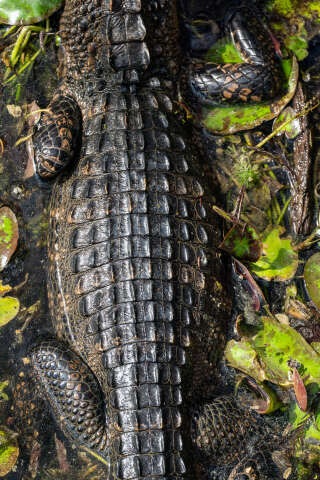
[104, 338, 186, 479]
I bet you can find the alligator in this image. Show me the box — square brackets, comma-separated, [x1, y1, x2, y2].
[14, 1, 283, 478]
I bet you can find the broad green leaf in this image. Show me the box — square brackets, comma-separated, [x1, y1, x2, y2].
[226, 316, 320, 387]
[225, 339, 266, 382]
[0, 0, 63, 25]
[0, 297, 19, 327]
[250, 226, 298, 281]
[304, 253, 320, 311]
[0, 207, 18, 272]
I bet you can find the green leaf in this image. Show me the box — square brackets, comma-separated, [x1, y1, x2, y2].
[250, 226, 298, 281]
[0, 428, 19, 477]
[0, 281, 11, 298]
[0, 381, 8, 402]
[227, 315, 320, 387]
[0, 297, 19, 327]
[0, 0, 63, 25]
[286, 33, 308, 60]
[225, 339, 267, 382]
[0, 207, 18, 272]
[201, 56, 299, 134]
[304, 252, 320, 311]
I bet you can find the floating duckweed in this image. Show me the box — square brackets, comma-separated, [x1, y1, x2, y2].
[0, 0, 63, 25]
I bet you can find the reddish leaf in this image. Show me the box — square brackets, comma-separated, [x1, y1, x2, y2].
[233, 258, 266, 311]
[292, 367, 308, 412]
[55, 435, 70, 472]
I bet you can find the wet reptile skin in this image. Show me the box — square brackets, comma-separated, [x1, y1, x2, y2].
[30, 1, 230, 479]
[24, 1, 282, 479]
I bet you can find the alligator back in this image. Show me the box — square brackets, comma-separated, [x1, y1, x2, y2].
[46, 1, 230, 478]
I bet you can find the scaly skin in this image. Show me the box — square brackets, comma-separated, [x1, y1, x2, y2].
[29, 1, 230, 479]
[19, 1, 283, 478]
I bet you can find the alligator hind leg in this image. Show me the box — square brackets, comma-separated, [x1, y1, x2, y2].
[33, 93, 81, 179]
[191, 396, 283, 479]
[13, 342, 108, 464]
[186, 6, 282, 105]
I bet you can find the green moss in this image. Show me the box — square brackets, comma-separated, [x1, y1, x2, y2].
[267, 0, 320, 22]
[227, 315, 320, 387]
[0, 296, 19, 326]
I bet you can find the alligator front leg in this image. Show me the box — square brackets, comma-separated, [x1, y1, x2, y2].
[33, 93, 81, 179]
[187, 7, 282, 105]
